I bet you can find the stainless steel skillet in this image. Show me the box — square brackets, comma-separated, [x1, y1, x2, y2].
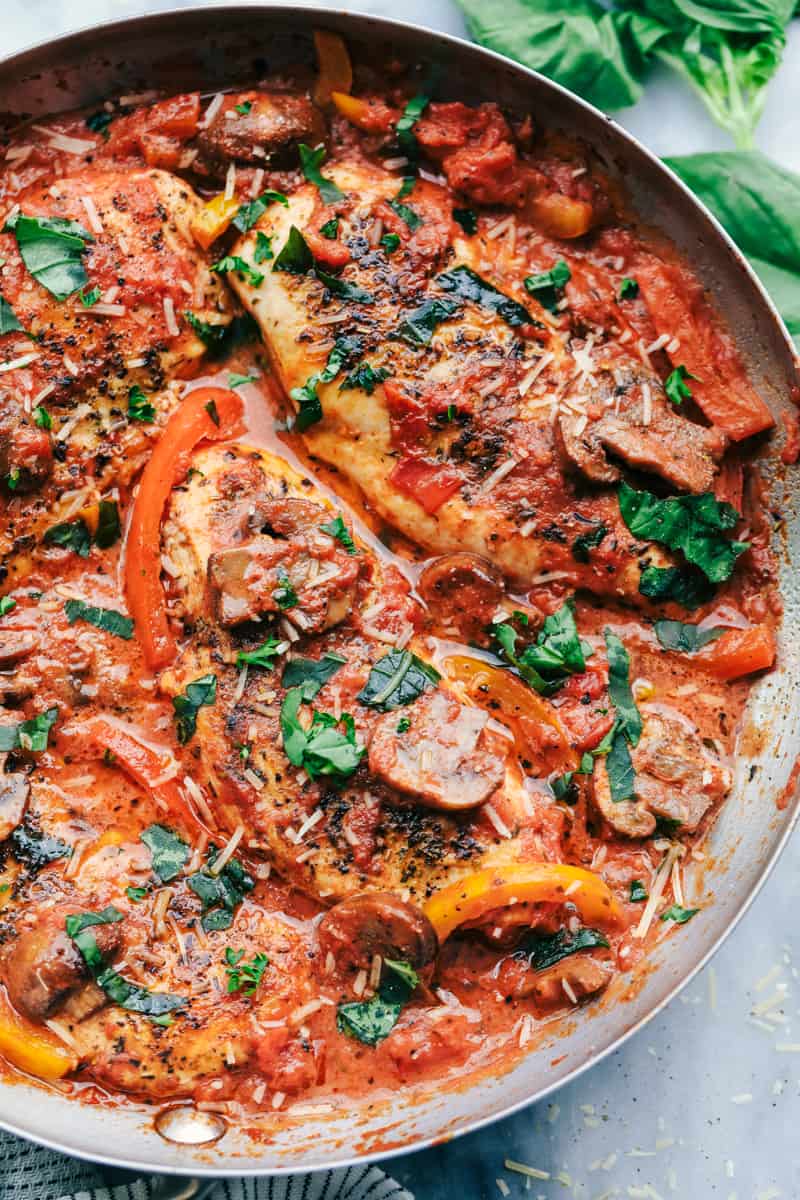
[0, 4, 798, 1177]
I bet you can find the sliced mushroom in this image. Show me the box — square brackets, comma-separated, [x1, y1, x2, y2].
[317, 892, 438, 978]
[557, 364, 726, 494]
[196, 90, 316, 165]
[592, 712, 732, 839]
[418, 552, 505, 642]
[368, 689, 507, 810]
[0, 631, 38, 668]
[521, 954, 613, 1006]
[0, 765, 29, 841]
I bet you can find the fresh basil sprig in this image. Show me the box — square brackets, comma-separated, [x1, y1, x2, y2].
[4, 213, 94, 299]
[358, 648, 440, 711]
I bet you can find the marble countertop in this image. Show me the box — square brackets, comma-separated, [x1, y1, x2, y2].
[3, 3, 799, 1196]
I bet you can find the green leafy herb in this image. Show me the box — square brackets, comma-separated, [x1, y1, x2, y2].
[227, 372, 258, 388]
[4, 213, 94, 299]
[551, 752, 595, 803]
[6, 469, 20, 491]
[639, 564, 716, 609]
[514, 926, 610, 972]
[126, 886, 148, 902]
[0, 295, 23, 334]
[290, 334, 362, 431]
[0, 596, 15, 616]
[396, 716, 411, 734]
[140, 824, 189, 883]
[184, 311, 230, 349]
[211, 254, 264, 288]
[397, 297, 460, 346]
[315, 266, 375, 304]
[524, 259, 571, 312]
[605, 629, 642, 746]
[185, 311, 258, 358]
[172, 673, 217, 744]
[619, 276, 639, 299]
[79, 285, 101, 307]
[453, 207, 478, 234]
[64, 598, 133, 640]
[494, 601, 591, 696]
[10, 822, 71, 868]
[438, 264, 533, 328]
[280, 688, 365, 781]
[0, 707, 58, 753]
[320, 513, 357, 554]
[254, 231, 274, 263]
[273, 568, 298, 610]
[235, 100, 252, 115]
[225, 947, 269, 995]
[358, 648, 440, 711]
[67, 906, 186, 1017]
[340, 361, 391, 394]
[654, 619, 726, 652]
[664, 364, 697, 405]
[272, 225, 314, 274]
[396, 92, 430, 161]
[660, 903, 699, 924]
[629, 879, 648, 902]
[33, 405, 52, 430]
[44, 518, 91, 557]
[299, 143, 344, 204]
[619, 481, 749, 585]
[236, 636, 284, 672]
[233, 189, 288, 233]
[388, 198, 422, 230]
[380, 232, 401, 254]
[571, 522, 608, 563]
[187, 846, 255, 933]
[127, 384, 156, 423]
[281, 652, 346, 699]
[337, 958, 419, 1045]
[320, 217, 340, 239]
[86, 110, 113, 135]
[95, 499, 121, 549]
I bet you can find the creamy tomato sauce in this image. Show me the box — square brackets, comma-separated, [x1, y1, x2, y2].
[0, 33, 780, 1129]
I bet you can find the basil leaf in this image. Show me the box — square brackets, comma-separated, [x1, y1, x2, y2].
[95, 499, 121, 549]
[396, 93, 430, 161]
[619, 276, 639, 299]
[619, 481, 748, 584]
[273, 569, 298, 609]
[228, 372, 258, 388]
[380, 233, 400, 254]
[524, 259, 571, 312]
[514, 926, 609, 972]
[654, 619, 726, 652]
[281, 652, 346, 700]
[340, 361, 391, 394]
[438, 264, 533, 328]
[280, 688, 365, 780]
[605, 724, 637, 802]
[236, 636, 284, 671]
[172, 673, 217, 744]
[188, 846, 255, 933]
[0, 706, 59, 753]
[453, 207, 478, 234]
[299, 143, 344, 204]
[291, 335, 362, 431]
[272, 226, 314, 274]
[10, 822, 71, 868]
[126, 886, 148, 902]
[357, 648, 440, 711]
[660, 903, 699, 924]
[315, 266, 374, 304]
[33, 406, 52, 430]
[235, 100, 252, 115]
[128, 384, 156, 423]
[44, 518, 91, 557]
[67, 907, 186, 1016]
[629, 879, 648, 902]
[604, 629, 642, 747]
[320, 513, 357, 554]
[4, 213, 93, 300]
[397, 297, 460, 346]
[388, 198, 422, 230]
[0, 596, 15, 616]
[64, 598, 133, 640]
[571, 522, 608, 563]
[0, 295, 23, 334]
[211, 254, 264, 288]
[86, 110, 113, 135]
[337, 958, 418, 1045]
[185, 311, 258, 359]
[79, 286, 100, 307]
[225, 949, 269, 995]
[494, 601, 589, 696]
[140, 823, 189, 883]
[664, 364, 697, 405]
[254, 231, 274, 263]
[233, 189, 288, 233]
[320, 217, 340, 239]
[639, 564, 716, 609]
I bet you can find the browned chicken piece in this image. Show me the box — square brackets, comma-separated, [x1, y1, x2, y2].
[195, 90, 316, 165]
[0, 763, 28, 841]
[0, 398, 52, 494]
[369, 689, 507, 811]
[317, 893, 438, 978]
[207, 497, 361, 631]
[592, 711, 732, 839]
[0, 905, 120, 1021]
[558, 365, 727, 494]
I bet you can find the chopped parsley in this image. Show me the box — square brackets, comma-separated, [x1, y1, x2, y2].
[211, 254, 264, 288]
[227, 371, 258, 388]
[79, 286, 101, 307]
[395, 92, 430, 162]
[665, 364, 698, 405]
[320, 513, 357, 554]
[380, 232, 400, 254]
[0, 596, 15, 616]
[524, 259, 571, 313]
[299, 143, 344, 205]
[187, 845, 255, 932]
[280, 689, 364, 782]
[33, 405, 52, 430]
[236, 636, 284, 671]
[126, 886, 148, 903]
[619, 276, 639, 300]
[127, 384, 156, 422]
[224, 947, 269, 995]
[234, 100, 252, 115]
[320, 217, 340, 239]
[660, 904, 699, 924]
[273, 568, 298, 610]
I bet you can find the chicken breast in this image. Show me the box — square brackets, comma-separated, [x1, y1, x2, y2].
[159, 444, 556, 905]
[226, 160, 683, 602]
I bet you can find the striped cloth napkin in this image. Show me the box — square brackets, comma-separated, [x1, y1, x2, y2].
[0, 1128, 413, 1200]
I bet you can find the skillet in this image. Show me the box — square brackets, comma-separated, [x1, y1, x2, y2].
[0, 3, 798, 1177]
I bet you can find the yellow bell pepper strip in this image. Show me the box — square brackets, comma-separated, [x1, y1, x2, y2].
[424, 864, 621, 943]
[189, 193, 241, 250]
[0, 989, 76, 1080]
[313, 30, 353, 106]
[441, 654, 578, 775]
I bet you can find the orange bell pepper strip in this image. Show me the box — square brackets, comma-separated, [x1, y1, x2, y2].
[0, 989, 76, 1080]
[313, 30, 353, 106]
[694, 624, 776, 681]
[125, 386, 244, 670]
[190, 193, 241, 250]
[424, 864, 621, 943]
[442, 655, 578, 775]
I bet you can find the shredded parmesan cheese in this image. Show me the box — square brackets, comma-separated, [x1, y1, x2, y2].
[163, 296, 179, 337]
[209, 824, 245, 875]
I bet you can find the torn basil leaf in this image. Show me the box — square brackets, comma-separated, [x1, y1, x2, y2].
[340, 361, 390, 394]
[299, 143, 344, 204]
[629, 879, 648, 902]
[273, 225, 314, 274]
[236, 636, 284, 672]
[513, 926, 609, 972]
[358, 648, 440, 711]
[619, 482, 748, 584]
[664, 364, 697, 405]
[10, 822, 70, 868]
[604, 629, 642, 746]
[320, 217, 339, 239]
[44, 518, 92, 557]
[660, 904, 699, 924]
[291, 334, 362, 431]
[524, 259, 571, 312]
[380, 232, 400, 254]
[0, 597, 15, 616]
[437, 264, 533, 328]
[571, 522, 608, 563]
[315, 266, 374, 304]
[388, 198, 421, 230]
[140, 824, 189, 883]
[273, 569, 298, 610]
[494, 601, 590, 696]
[0, 707, 59, 753]
[211, 254, 264, 288]
[337, 958, 419, 1045]
[188, 846, 255, 933]
[233, 189, 288, 233]
[172, 673, 217, 744]
[67, 906, 186, 1016]
[639, 564, 716, 610]
[95, 499, 121, 549]
[453, 207, 478, 234]
[397, 296, 460, 346]
[280, 688, 364, 780]
[396, 92, 430, 161]
[281, 652, 346, 700]
[254, 231, 273, 263]
[0, 295, 23, 335]
[619, 276, 639, 300]
[64, 598, 133, 640]
[4, 213, 94, 300]
[654, 619, 726, 653]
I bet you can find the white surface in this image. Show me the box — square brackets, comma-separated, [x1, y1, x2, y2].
[2, 3, 799, 1196]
